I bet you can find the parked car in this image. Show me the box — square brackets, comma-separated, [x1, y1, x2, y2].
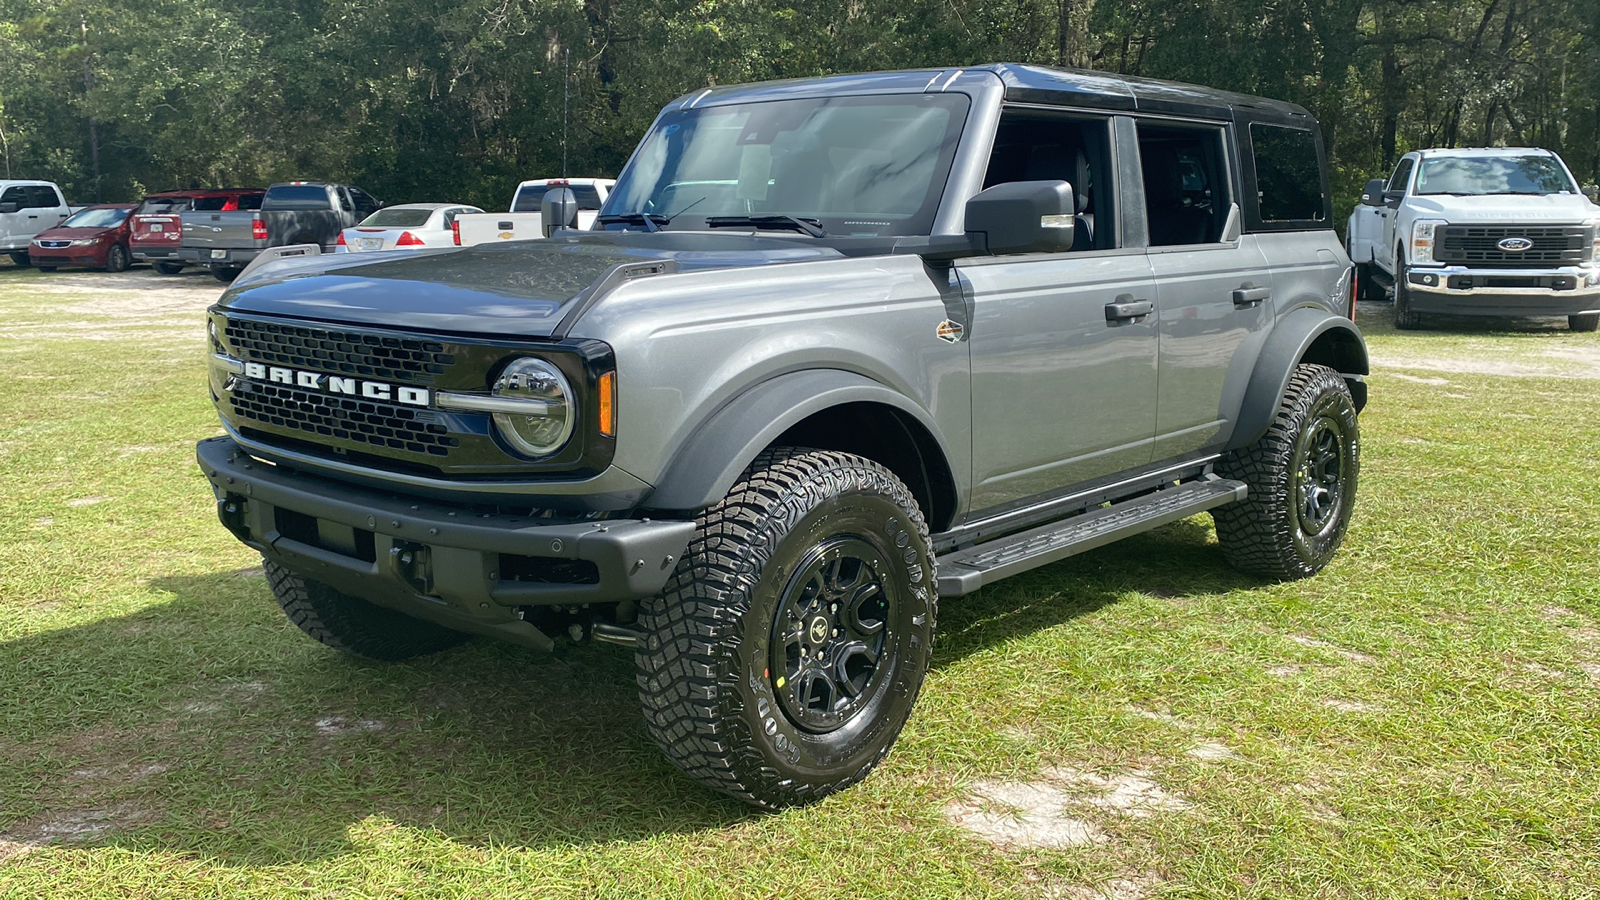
[0, 180, 74, 266]
[335, 203, 484, 252]
[452, 177, 612, 246]
[199, 63, 1366, 808]
[28, 203, 137, 272]
[1347, 147, 1600, 331]
[132, 189, 265, 274]
[180, 182, 381, 281]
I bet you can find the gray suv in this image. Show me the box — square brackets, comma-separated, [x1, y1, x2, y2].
[198, 64, 1368, 807]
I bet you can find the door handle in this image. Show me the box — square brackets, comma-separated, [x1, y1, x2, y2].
[1232, 285, 1270, 307]
[1104, 296, 1154, 322]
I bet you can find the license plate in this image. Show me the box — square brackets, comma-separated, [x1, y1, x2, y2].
[150, 224, 163, 233]
[358, 238, 383, 251]
[210, 249, 226, 260]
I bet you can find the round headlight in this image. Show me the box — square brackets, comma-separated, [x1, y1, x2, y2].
[491, 358, 574, 457]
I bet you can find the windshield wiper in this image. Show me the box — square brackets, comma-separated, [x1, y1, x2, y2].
[595, 212, 668, 233]
[704, 215, 827, 238]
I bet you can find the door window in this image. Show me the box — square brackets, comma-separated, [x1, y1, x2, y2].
[1387, 158, 1414, 193]
[0, 186, 27, 208]
[981, 111, 1115, 251]
[1137, 122, 1230, 246]
[28, 186, 62, 209]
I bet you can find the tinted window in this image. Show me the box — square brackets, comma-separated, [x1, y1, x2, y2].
[28, 186, 62, 209]
[1387, 158, 1414, 193]
[0, 186, 27, 206]
[1138, 122, 1230, 246]
[513, 184, 603, 212]
[62, 207, 130, 228]
[137, 196, 193, 215]
[262, 185, 334, 210]
[1250, 124, 1324, 223]
[981, 112, 1114, 250]
[1414, 155, 1576, 195]
[359, 208, 434, 228]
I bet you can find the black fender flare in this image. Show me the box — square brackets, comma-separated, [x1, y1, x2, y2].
[647, 369, 955, 512]
[1227, 306, 1369, 451]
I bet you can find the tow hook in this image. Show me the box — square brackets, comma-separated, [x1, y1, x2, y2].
[389, 540, 434, 595]
[217, 494, 250, 542]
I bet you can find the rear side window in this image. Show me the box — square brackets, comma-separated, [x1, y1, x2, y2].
[1248, 123, 1326, 227]
[1137, 121, 1230, 246]
[514, 184, 604, 212]
[28, 186, 62, 209]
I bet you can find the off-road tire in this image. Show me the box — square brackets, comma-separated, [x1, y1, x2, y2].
[1570, 314, 1599, 333]
[154, 261, 184, 275]
[1392, 255, 1421, 330]
[1213, 364, 1359, 581]
[105, 244, 129, 273]
[7, 251, 29, 267]
[636, 448, 938, 808]
[264, 560, 469, 660]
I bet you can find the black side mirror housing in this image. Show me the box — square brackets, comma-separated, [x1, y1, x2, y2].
[1359, 179, 1387, 207]
[0, 202, 18, 214]
[542, 188, 579, 237]
[918, 180, 1076, 262]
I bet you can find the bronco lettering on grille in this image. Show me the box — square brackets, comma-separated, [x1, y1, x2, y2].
[240, 362, 431, 407]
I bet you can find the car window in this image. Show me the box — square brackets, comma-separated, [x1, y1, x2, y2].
[235, 193, 265, 211]
[1137, 121, 1230, 246]
[1413, 155, 1576, 195]
[1249, 123, 1325, 224]
[359, 208, 433, 228]
[513, 184, 604, 212]
[137, 196, 193, 215]
[62, 207, 130, 228]
[980, 111, 1114, 251]
[0, 186, 27, 207]
[1387, 158, 1414, 193]
[263, 185, 335, 209]
[28, 186, 62, 209]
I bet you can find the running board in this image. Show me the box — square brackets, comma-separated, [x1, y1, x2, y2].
[936, 477, 1247, 596]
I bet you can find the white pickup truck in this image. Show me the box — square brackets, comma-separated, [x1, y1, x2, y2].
[1347, 147, 1600, 331]
[0, 180, 75, 266]
[452, 177, 614, 247]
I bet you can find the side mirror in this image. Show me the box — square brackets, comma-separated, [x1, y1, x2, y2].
[1359, 179, 1387, 207]
[542, 188, 579, 237]
[1381, 189, 1404, 208]
[0, 202, 18, 214]
[919, 180, 1076, 262]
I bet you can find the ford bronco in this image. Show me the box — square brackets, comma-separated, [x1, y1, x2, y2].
[199, 64, 1368, 807]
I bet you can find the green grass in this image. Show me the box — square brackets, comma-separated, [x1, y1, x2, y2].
[2, 258, 1598, 898]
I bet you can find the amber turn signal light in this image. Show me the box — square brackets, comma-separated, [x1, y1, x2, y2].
[598, 370, 616, 437]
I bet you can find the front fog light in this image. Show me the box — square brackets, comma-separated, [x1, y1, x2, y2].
[492, 358, 574, 456]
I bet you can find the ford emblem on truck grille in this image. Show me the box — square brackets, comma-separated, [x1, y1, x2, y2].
[1497, 237, 1534, 252]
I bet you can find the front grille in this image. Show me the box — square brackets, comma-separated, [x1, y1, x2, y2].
[228, 382, 460, 457]
[38, 240, 70, 249]
[224, 318, 454, 385]
[1435, 225, 1590, 266]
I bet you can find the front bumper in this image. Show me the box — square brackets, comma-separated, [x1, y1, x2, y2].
[1406, 263, 1600, 317]
[180, 247, 261, 268]
[198, 436, 693, 647]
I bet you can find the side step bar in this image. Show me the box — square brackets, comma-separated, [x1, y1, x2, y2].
[936, 476, 1247, 596]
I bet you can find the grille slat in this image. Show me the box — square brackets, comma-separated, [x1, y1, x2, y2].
[229, 383, 460, 457]
[223, 319, 454, 386]
[1435, 225, 1590, 266]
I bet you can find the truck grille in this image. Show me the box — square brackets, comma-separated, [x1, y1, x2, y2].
[1435, 225, 1590, 266]
[228, 382, 459, 457]
[223, 318, 453, 385]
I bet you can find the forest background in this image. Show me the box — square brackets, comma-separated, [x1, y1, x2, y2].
[2, 0, 1597, 223]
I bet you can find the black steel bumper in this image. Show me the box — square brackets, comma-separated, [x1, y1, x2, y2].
[198, 436, 693, 647]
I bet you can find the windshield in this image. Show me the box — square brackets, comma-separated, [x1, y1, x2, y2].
[1415, 155, 1577, 195]
[602, 93, 970, 237]
[360, 208, 436, 228]
[62, 208, 129, 228]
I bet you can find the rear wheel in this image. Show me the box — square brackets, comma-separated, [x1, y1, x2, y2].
[1356, 263, 1385, 304]
[1213, 364, 1360, 581]
[265, 561, 469, 660]
[1570, 314, 1599, 333]
[636, 448, 937, 808]
[1393, 255, 1421, 330]
[154, 261, 184, 275]
[213, 266, 242, 283]
[7, 251, 28, 267]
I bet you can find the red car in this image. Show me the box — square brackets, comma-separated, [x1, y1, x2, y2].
[28, 203, 137, 272]
[129, 189, 264, 274]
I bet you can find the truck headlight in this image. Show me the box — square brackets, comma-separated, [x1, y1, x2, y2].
[490, 357, 574, 456]
[1587, 218, 1599, 263]
[1410, 219, 1446, 265]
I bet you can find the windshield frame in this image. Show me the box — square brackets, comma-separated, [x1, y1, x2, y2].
[600, 91, 973, 239]
[1414, 154, 1578, 196]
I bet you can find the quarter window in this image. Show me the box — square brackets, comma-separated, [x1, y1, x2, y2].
[1249, 123, 1325, 224]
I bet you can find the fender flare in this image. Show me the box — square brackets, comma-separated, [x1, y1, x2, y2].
[647, 369, 954, 512]
[1227, 306, 1369, 451]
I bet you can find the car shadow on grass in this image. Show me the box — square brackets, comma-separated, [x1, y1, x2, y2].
[0, 518, 1256, 866]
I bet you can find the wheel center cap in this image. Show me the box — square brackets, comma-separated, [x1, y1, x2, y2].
[808, 616, 830, 644]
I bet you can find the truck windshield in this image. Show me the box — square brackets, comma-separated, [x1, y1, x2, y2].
[603, 93, 970, 237]
[1415, 155, 1577, 195]
[262, 185, 332, 209]
[62, 208, 130, 228]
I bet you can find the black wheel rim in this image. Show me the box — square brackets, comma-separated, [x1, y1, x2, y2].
[1296, 415, 1348, 535]
[769, 536, 894, 734]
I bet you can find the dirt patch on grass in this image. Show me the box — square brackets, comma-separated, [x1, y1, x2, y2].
[946, 765, 1192, 850]
[1287, 634, 1376, 663]
[1049, 874, 1161, 900]
[1372, 349, 1600, 380]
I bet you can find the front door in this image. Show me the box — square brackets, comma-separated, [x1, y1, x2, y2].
[0, 185, 28, 249]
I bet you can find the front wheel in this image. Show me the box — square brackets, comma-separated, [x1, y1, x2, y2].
[7, 251, 29, 267]
[153, 261, 184, 275]
[105, 243, 129, 273]
[1213, 364, 1360, 581]
[265, 561, 469, 660]
[1393, 256, 1421, 330]
[636, 448, 937, 808]
[1570, 314, 1599, 333]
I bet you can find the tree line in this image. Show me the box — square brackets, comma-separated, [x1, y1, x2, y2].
[2, 0, 1596, 219]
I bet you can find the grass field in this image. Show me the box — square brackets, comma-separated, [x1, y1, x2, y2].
[1, 259, 1598, 899]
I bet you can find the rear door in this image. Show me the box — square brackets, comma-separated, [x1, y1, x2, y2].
[962, 109, 1159, 513]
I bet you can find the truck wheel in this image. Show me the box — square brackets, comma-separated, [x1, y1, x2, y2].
[104, 244, 129, 273]
[1570, 314, 1599, 333]
[636, 448, 937, 807]
[154, 262, 184, 275]
[7, 251, 28, 267]
[1393, 257, 1421, 330]
[213, 267, 242, 283]
[1355, 263, 1384, 304]
[37, 266, 57, 273]
[1213, 364, 1359, 581]
[265, 560, 469, 660]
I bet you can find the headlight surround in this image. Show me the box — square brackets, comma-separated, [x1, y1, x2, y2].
[490, 357, 575, 457]
[1586, 218, 1599, 262]
[1410, 218, 1446, 265]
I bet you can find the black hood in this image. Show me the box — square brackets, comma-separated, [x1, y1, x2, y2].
[216, 232, 844, 337]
